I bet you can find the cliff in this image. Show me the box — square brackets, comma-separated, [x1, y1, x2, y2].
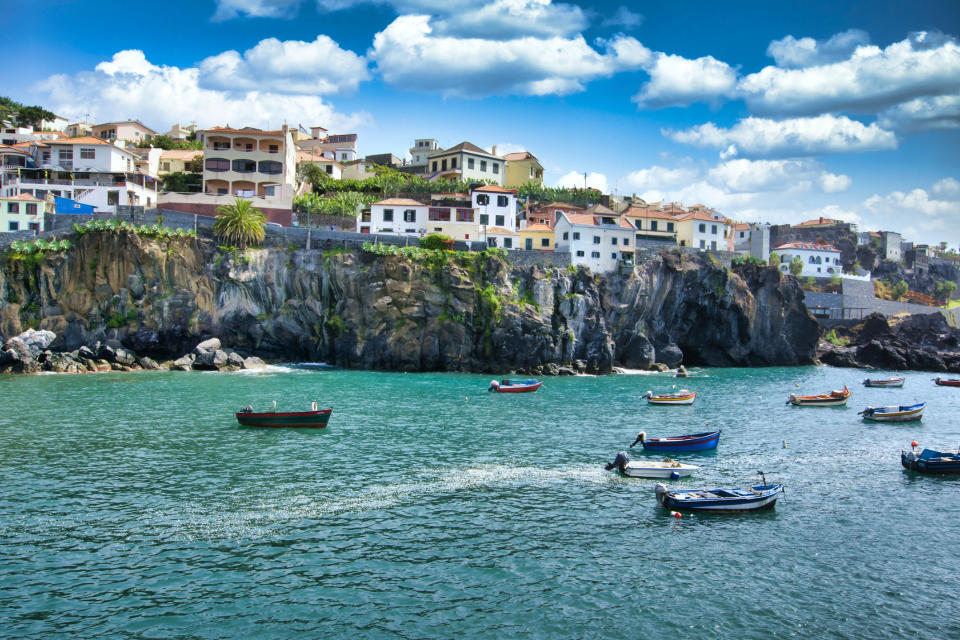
[0, 231, 819, 374]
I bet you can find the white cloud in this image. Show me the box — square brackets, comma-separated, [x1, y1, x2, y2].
[766, 29, 870, 68]
[368, 15, 648, 97]
[933, 177, 960, 197]
[433, 0, 588, 39]
[664, 114, 898, 158]
[633, 53, 738, 108]
[859, 183, 960, 245]
[555, 171, 608, 193]
[707, 158, 850, 193]
[877, 93, 960, 132]
[490, 142, 526, 155]
[621, 165, 698, 191]
[34, 50, 368, 133]
[198, 35, 368, 94]
[601, 6, 643, 30]
[864, 187, 960, 218]
[740, 32, 960, 116]
[212, 0, 302, 20]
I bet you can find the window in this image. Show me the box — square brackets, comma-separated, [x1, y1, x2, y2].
[107, 191, 120, 205]
[480, 160, 487, 172]
[711, 224, 717, 234]
[573, 232, 580, 240]
[563, 232, 569, 240]
[406, 229, 417, 234]
[205, 158, 230, 172]
[80, 148, 95, 160]
[541, 238, 550, 247]
[269, 144, 278, 153]
[479, 214, 489, 225]
[593, 235, 600, 244]
[698, 223, 706, 232]
[468, 158, 475, 169]
[576, 250, 585, 257]
[403, 209, 416, 222]
[25, 203, 37, 215]
[667, 222, 674, 232]
[341, 153, 348, 161]
[432, 161, 438, 171]
[650, 221, 658, 231]
[212, 142, 231, 151]
[383, 209, 394, 222]
[622, 237, 629, 246]
[217, 188, 228, 195]
[258, 160, 283, 175]
[451, 158, 457, 169]
[809, 256, 815, 264]
[232, 159, 256, 173]
[476, 194, 489, 205]
[635, 220, 643, 230]
[612, 253, 617, 260]
[497, 195, 508, 207]
[161, 162, 170, 172]
[525, 238, 533, 250]
[325, 164, 333, 175]
[495, 215, 504, 226]
[8, 221, 18, 231]
[711, 241, 717, 250]
[611, 237, 618, 246]
[456, 208, 474, 222]
[492, 163, 499, 174]
[8, 203, 18, 213]
[429, 207, 451, 221]
[41, 151, 51, 164]
[441, 159, 447, 171]
[59, 149, 73, 162]
[504, 238, 512, 249]
[699, 240, 705, 249]
[591, 251, 600, 259]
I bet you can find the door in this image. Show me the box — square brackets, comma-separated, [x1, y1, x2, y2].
[525, 238, 533, 250]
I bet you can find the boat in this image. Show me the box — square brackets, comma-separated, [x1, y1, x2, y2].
[655, 472, 784, 512]
[235, 401, 332, 428]
[933, 377, 960, 387]
[644, 389, 696, 405]
[605, 451, 699, 479]
[863, 377, 905, 388]
[901, 444, 960, 474]
[858, 402, 925, 422]
[488, 379, 542, 393]
[631, 430, 720, 452]
[786, 385, 850, 406]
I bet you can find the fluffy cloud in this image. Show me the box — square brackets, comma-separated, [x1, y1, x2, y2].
[212, 0, 302, 20]
[601, 6, 643, 30]
[740, 32, 960, 116]
[33, 50, 367, 132]
[864, 186, 960, 218]
[766, 29, 870, 68]
[369, 15, 648, 97]
[633, 53, 738, 108]
[664, 115, 898, 158]
[433, 0, 588, 39]
[860, 183, 960, 245]
[198, 35, 368, 94]
[877, 93, 960, 132]
[555, 171, 609, 193]
[707, 159, 850, 193]
[932, 177, 960, 197]
[621, 165, 698, 191]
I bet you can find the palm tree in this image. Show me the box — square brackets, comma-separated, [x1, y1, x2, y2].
[213, 198, 266, 249]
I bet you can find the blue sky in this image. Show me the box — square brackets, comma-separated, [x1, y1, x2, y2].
[6, 0, 960, 246]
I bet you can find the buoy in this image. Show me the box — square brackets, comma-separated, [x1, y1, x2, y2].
[911, 440, 918, 448]
[783, 440, 787, 448]
[465, 396, 469, 403]
[670, 471, 680, 479]
[672, 511, 682, 519]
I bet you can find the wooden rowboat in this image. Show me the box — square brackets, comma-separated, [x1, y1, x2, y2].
[655, 473, 783, 513]
[858, 402, 925, 422]
[933, 377, 960, 387]
[488, 379, 542, 393]
[631, 430, 720, 452]
[901, 446, 960, 474]
[235, 402, 332, 428]
[787, 385, 849, 406]
[863, 377, 905, 388]
[644, 389, 696, 405]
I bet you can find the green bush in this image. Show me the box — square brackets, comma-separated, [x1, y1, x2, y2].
[420, 233, 454, 251]
[824, 329, 850, 347]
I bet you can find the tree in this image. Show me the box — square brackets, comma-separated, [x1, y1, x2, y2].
[768, 252, 780, 267]
[891, 280, 908, 300]
[421, 233, 454, 250]
[213, 199, 266, 249]
[162, 172, 202, 193]
[188, 154, 203, 174]
[135, 135, 201, 150]
[789, 256, 804, 276]
[16, 104, 55, 129]
[935, 280, 957, 305]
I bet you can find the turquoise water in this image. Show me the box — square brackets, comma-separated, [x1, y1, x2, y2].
[1, 366, 957, 639]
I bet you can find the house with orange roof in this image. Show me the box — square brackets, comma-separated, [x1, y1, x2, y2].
[159, 149, 203, 176]
[483, 226, 521, 249]
[359, 197, 428, 235]
[621, 206, 678, 246]
[519, 221, 554, 251]
[296, 150, 343, 180]
[473, 184, 518, 232]
[427, 142, 504, 184]
[295, 126, 358, 163]
[772, 241, 842, 278]
[674, 209, 731, 251]
[555, 211, 635, 272]
[527, 201, 583, 227]
[91, 120, 156, 144]
[1, 192, 46, 232]
[503, 151, 543, 188]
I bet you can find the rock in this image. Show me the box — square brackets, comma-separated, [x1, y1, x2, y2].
[138, 356, 164, 370]
[97, 344, 117, 363]
[654, 343, 684, 369]
[557, 366, 577, 376]
[15, 329, 56, 358]
[242, 356, 266, 370]
[44, 352, 77, 373]
[114, 348, 137, 366]
[647, 362, 670, 372]
[618, 332, 655, 370]
[194, 349, 229, 370]
[171, 355, 195, 371]
[193, 338, 222, 355]
[227, 352, 245, 369]
[78, 345, 96, 360]
[126, 274, 145, 299]
[110, 362, 123, 371]
[0, 338, 41, 373]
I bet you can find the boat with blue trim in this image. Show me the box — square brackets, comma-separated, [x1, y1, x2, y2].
[901, 444, 960, 474]
[859, 402, 925, 422]
[655, 473, 783, 512]
[488, 379, 542, 393]
[605, 451, 699, 479]
[863, 376, 905, 388]
[631, 429, 720, 452]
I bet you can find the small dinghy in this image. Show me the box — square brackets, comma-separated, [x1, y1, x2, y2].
[605, 451, 699, 479]
[863, 377, 905, 388]
[933, 377, 960, 387]
[235, 401, 332, 428]
[858, 402, 925, 422]
[787, 385, 849, 406]
[644, 389, 696, 405]
[488, 379, 542, 393]
[655, 472, 783, 513]
[901, 443, 960, 474]
[631, 430, 720, 452]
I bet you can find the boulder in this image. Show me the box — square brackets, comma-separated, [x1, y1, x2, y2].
[171, 355, 195, 371]
[114, 348, 137, 366]
[193, 338, 222, 355]
[654, 342, 684, 369]
[0, 338, 41, 373]
[97, 344, 117, 363]
[227, 352, 245, 369]
[242, 356, 266, 370]
[15, 329, 56, 358]
[77, 345, 96, 360]
[138, 356, 165, 370]
[194, 349, 229, 370]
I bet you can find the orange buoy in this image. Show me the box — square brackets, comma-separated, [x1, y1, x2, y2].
[672, 511, 682, 519]
[911, 440, 918, 448]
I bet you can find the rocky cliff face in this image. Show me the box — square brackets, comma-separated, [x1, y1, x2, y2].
[0, 232, 819, 374]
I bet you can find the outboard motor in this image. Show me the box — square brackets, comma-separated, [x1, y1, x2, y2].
[605, 451, 630, 472]
[655, 483, 668, 505]
[242, 405, 254, 413]
[630, 431, 647, 448]
[488, 380, 499, 392]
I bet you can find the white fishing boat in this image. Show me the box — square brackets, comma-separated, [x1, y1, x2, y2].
[605, 451, 699, 479]
[863, 377, 905, 388]
[858, 402, 925, 422]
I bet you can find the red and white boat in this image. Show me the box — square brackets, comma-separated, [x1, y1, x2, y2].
[934, 377, 960, 387]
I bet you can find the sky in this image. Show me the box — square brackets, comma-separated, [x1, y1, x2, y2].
[5, 0, 960, 246]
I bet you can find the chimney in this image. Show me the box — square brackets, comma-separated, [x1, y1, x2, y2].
[492, 145, 498, 156]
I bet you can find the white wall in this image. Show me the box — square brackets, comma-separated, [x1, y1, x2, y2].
[472, 191, 516, 231]
[556, 217, 632, 272]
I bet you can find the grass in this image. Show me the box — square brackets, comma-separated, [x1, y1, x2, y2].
[824, 329, 851, 347]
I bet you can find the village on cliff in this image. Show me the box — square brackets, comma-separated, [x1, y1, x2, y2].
[1, 102, 958, 325]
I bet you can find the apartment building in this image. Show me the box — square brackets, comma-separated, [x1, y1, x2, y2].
[197, 125, 295, 197]
[554, 211, 635, 272]
[427, 142, 504, 185]
[503, 151, 544, 188]
[91, 120, 156, 144]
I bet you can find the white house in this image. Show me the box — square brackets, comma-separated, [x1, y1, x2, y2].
[359, 198, 428, 235]
[554, 212, 635, 272]
[484, 227, 520, 249]
[427, 142, 504, 184]
[408, 138, 439, 167]
[1, 193, 46, 232]
[472, 184, 518, 231]
[773, 242, 843, 277]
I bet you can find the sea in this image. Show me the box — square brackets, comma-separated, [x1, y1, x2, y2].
[1, 365, 957, 639]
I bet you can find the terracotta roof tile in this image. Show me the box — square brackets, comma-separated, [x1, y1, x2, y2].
[485, 226, 518, 235]
[523, 222, 553, 232]
[775, 242, 840, 252]
[473, 184, 517, 194]
[374, 198, 425, 206]
[200, 126, 285, 136]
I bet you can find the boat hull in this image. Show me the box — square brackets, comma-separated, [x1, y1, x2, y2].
[641, 430, 720, 452]
[863, 378, 905, 388]
[235, 409, 332, 428]
[657, 484, 784, 512]
[621, 462, 699, 478]
[901, 451, 960, 474]
[934, 378, 960, 387]
[646, 394, 696, 406]
[861, 406, 924, 422]
[490, 379, 542, 393]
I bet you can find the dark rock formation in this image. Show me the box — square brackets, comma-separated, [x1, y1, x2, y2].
[819, 312, 960, 372]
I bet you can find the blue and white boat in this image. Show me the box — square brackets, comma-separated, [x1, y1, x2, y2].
[655, 473, 783, 512]
[858, 402, 925, 422]
[631, 430, 720, 452]
[605, 451, 699, 479]
[901, 446, 960, 474]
